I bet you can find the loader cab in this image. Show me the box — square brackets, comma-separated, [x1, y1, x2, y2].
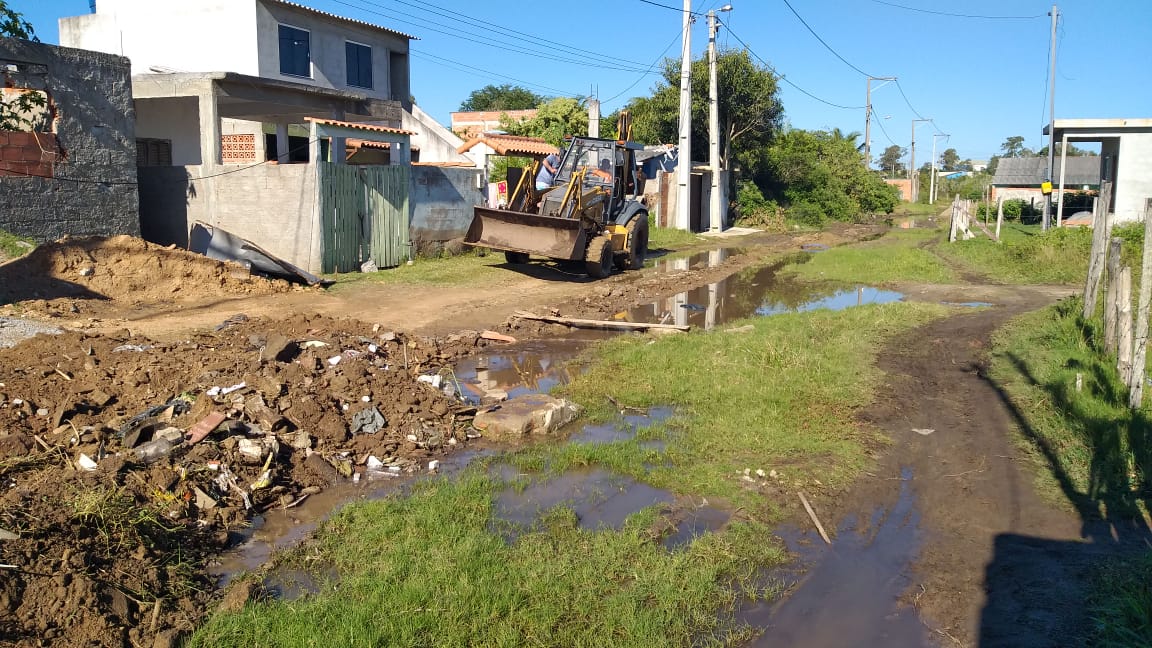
[555, 137, 642, 215]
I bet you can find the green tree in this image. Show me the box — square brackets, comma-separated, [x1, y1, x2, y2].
[1000, 135, 1034, 158]
[987, 155, 1001, 176]
[500, 97, 588, 147]
[939, 148, 960, 170]
[1036, 142, 1092, 157]
[458, 84, 546, 112]
[764, 128, 898, 225]
[877, 145, 906, 176]
[0, 1, 35, 40]
[628, 49, 782, 176]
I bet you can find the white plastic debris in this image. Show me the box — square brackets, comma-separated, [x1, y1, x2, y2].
[368, 344, 378, 354]
[361, 395, 371, 402]
[75, 453, 98, 471]
[366, 455, 385, 470]
[417, 374, 442, 388]
[353, 472, 361, 483]
[428, 460, 440, 472]
[327, 355, 342, 366]
[206, 382, 246, 397]
[301, 340, 329, 349]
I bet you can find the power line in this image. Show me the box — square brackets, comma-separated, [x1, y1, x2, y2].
[779, 0, 874, 77]
[380, 0, 653, 69]
[725, 26, 864, 110]
[869, 0, 1045, 20]
[873, 111, 898, 146]
[635, 0, 703, 16]
[331, 0, 657, 74]
[411, 50, 578, 97]
[602, 30, 683, 105]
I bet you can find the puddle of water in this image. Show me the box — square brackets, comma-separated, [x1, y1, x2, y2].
[569, 406, 674, 446]
[739, 468, 929, 647]
[652, 248, 741, 273]
[210, 448, 487, 587]
[494, 468, 674, 535]
[662, 504, 731, 549]
[627, 263, 905, 331]
[453, 339, 592, 405]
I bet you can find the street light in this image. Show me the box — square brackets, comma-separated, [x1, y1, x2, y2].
[929, 133, 949, 205]
[707, 4, 733, 231]
[863, 76, 895, 168]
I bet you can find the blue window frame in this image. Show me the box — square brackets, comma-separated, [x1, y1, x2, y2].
[346, 41, 373, 89]
[278, 25, 311, 77]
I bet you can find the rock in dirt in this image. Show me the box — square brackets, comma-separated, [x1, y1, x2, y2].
[472, 394, 581, 438]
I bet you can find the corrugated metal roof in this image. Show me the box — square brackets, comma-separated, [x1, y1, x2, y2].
[304, 117, 415, 136]
[991, 156, 1101, 186]
[457, 134, 556, 157]
[264, 0, 417, 40]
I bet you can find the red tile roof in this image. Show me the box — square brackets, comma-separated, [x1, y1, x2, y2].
[457, 134, 557, 157]
[304, 117, 415, 136]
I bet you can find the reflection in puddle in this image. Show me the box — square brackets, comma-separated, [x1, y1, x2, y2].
[453, 340, 591, 405]
[494, 469, 674, 535]
[628, 265, 904, 330]
[570, 406, 674, 447]
[653, 248, 740, 273]
[739, 468, 928, 647]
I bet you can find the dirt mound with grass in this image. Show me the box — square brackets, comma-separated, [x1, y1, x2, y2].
[0, 314, 496, 647]
[0, 235, 297, 314]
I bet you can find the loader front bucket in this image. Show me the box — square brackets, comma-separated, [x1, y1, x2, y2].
[464, 207, 588, 261]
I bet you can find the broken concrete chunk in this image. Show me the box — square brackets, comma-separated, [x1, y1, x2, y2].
[193, 487, 218, 510]
[472, 394, 581, 438]
[263, 333, 298, 363]
[185, 412, 227, 444]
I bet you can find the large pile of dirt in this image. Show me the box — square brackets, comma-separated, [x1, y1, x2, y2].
[0, 314, 495, 647]
[0, 235, 298, 315]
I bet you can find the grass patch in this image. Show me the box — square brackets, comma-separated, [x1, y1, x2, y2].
[558, 301, 949, 508]
[990, 298, 1152, 645]
[938, 223, 1091, 284]
[0, 229, 35, 260]
[648, 225, 705, 251]
[784, 228, 957, 285]
[324, 251, 511, 289]
[191, 470, 783, 647]
[890, 201, 943, 218]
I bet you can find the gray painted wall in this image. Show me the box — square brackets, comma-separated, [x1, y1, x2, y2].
[410, 166, 483, 248]
[254, 1, 410, 104]
[0, 38, 140, 241]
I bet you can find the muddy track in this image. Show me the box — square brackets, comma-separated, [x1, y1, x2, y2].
[760, 287, 1145, 647]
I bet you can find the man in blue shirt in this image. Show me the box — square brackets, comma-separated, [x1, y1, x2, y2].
[535, 150, 560, 190]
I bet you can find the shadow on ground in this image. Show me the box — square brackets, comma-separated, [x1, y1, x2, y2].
[978, 331, 1152, 646]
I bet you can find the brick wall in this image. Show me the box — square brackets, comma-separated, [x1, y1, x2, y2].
[0, 132, 62, 178]
[0, 38, 140, 241]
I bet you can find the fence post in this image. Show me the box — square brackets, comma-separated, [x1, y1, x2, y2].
[1118, 266, 1134, 386]
[949, 194, 959, 242]
[1128, 197, 1152, 408]
[1083, 181, 1115, 320]
[1106, 237, 1123, 353]
[995, 196, 1003, 242]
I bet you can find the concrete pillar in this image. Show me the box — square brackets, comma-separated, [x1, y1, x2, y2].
[332, 137, 347, 164]
[276, 123, 290, 163]
[308, 121, 321, 164]
[198, 87, 221, 166]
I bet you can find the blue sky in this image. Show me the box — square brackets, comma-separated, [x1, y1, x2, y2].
[15, 0, 1152, 163]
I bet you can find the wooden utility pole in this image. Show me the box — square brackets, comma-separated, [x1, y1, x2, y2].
[1128, 197, 1152, 408]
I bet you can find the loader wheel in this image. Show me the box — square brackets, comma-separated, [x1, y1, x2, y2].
[615, 214, 649, 271]
[585, 234, 614, 279]
[505, 251, 530, 264]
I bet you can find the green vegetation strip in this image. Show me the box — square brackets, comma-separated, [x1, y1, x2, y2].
[0, 229, 35, 260]
[990, 298, 1152, 645]
[193, 299, 946, 647]
[786, 228, 957, 285]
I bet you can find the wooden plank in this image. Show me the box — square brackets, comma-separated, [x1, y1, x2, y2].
[1083, 182, 1114, 319]
[1118, 266, 1133, 385]
[1106, 236, 1123, 353]
[512, 310, 690, 332]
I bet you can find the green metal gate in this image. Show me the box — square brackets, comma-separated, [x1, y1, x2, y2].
[317, 162, 410, 273]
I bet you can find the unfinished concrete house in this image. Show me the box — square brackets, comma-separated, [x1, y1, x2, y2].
[59, 0, 479, 273]
[0, 37, 139, 241]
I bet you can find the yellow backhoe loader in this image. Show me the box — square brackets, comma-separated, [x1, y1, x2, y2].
[463, 114, 649, 278]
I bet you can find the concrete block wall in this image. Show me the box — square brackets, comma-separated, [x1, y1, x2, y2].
[0, 38, 140, 241]
[1117, 132, 1152, 223]
[410, 165, 483, 251]
[140, 163, 321, 272]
